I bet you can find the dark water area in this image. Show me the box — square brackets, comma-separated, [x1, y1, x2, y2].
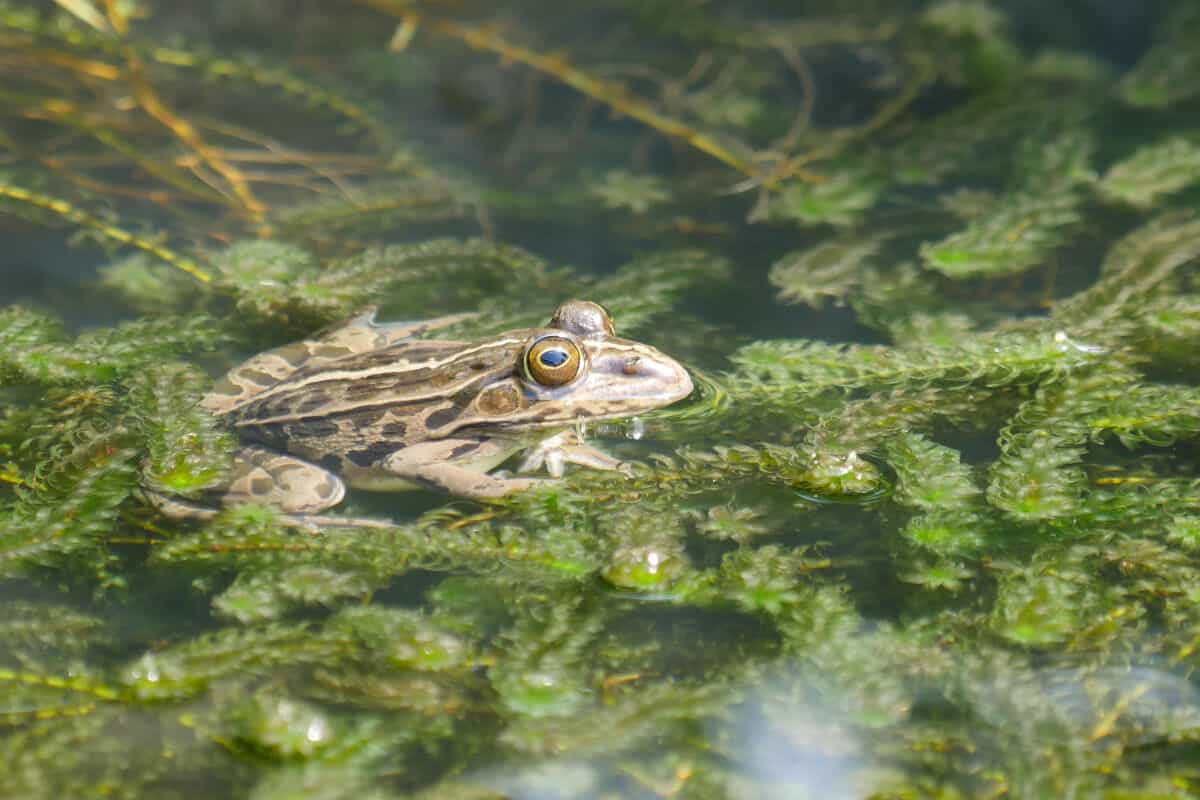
[3, 1, 1200, 798]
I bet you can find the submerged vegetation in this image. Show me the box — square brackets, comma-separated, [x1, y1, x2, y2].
[2, 0, 1200, 796]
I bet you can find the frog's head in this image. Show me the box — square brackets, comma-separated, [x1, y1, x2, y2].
[468, 300, 694, 429]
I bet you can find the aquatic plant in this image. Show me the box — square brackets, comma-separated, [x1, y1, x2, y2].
[3, 1, 1200, 797]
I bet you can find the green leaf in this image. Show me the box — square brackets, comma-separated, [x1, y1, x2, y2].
[589, 170, 672, 213]
[1097, 135, 1200, 209]
[127, 363, 234, 497]
[769, 235, 883, 307]
[1117, 4, 1200, 109]
[922, 132, 1093, 278]
[768, 163, 886, 228]
[886, 433, 981, 511]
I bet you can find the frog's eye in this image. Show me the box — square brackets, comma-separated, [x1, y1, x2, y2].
[525, 336, 583, 386]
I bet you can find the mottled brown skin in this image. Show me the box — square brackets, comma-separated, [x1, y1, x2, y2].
[189, 301, 692, 511]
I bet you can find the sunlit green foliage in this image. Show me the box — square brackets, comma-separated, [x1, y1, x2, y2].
[1053, 213, 1200, 332]
[1099, 135, 1200, 209]
[3, 0, 1200, 798]
[887, 433, 980, 511]
[129, 364, 235, 497]
[921, 131, 1094, 277]
[766, 160, 887, 228]
[769, 235, 883, 307]
[588, 170, 672, 213]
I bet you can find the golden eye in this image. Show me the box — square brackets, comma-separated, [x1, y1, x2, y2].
[525, 336, 582, 387]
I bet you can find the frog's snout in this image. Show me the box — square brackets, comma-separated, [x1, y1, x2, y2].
[608, 347, 693, 405]
[665, 358, 695, 403]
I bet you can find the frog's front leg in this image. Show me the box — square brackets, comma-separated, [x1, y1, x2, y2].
[381, 438, 545, 499]
[518, 429, 631, 478]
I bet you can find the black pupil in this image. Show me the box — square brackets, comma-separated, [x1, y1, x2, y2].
[539, 348, 570, 368]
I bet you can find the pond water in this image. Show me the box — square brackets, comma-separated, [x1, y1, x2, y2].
[2, 1, 1200, 798]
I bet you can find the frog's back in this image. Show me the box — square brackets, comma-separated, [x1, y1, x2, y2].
[225, 338, 519, 421]
[201, 309, 480, 415]
[224, 336, 524, 466]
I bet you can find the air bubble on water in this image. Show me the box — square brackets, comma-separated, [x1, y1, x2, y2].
[1054, 330, 1106, 354]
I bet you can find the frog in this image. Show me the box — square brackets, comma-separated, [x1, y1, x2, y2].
[178, 300, 692, 517]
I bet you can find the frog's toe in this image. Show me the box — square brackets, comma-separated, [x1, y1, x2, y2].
[144, 489, 219, 521]
[483, 477, 544, 496]
[453, 474, 550, 499]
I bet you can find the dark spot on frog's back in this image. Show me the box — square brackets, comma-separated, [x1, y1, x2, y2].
[337, 342, 457, 372]
[429, 370, 459, 388]
[293, 419, 339, 438]
[345, 379, 386, 400]
[295, 390, 332, 414]
[344, 407, 387, 427]
[240, 368, 280, 388]
[382, 420, 408, 438]
[236, 421, 285, 445]
[274, 342, 315, 367]
[317, 454, 344, 473]
[241, 419, 336, 448]
[239, 396, 291, 421]
[346, 441, 398, 468]
[424, 405, 460, 430]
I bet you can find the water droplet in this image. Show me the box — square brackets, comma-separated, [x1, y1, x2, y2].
[305, 718, 330, 743]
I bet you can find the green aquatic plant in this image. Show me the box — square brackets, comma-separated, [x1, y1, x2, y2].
[1098, 135, 1200, 209]
[920, 130, 1094, 278]
[3, 0, 1200, 798]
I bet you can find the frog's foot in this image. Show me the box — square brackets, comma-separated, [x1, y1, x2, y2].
[148, 491, 392, 531]
[144, 489, 219, 521]
[219, 446, 346, 514]
[276, 513, 396, 531]
[381, 438, 549, 499]
[518, 429, 632, 478]
[387, 460, 548, 498]
[148, 449, 406, 527]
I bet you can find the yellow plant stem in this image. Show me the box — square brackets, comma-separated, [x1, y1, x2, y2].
[0, 180, 213, 283]
[0, 702, 98, 725]
[359, 3, 928, 190]
[2, 90, 228, 205]
[28, 47, 121, 79]
[101, 0, 268, 225]
[0, 467, 43, 490]
[359, 1, 772, 184]
[149, 46, 391, 151]
[0, 668, 122, 701]
[773, 52, 935, 182]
